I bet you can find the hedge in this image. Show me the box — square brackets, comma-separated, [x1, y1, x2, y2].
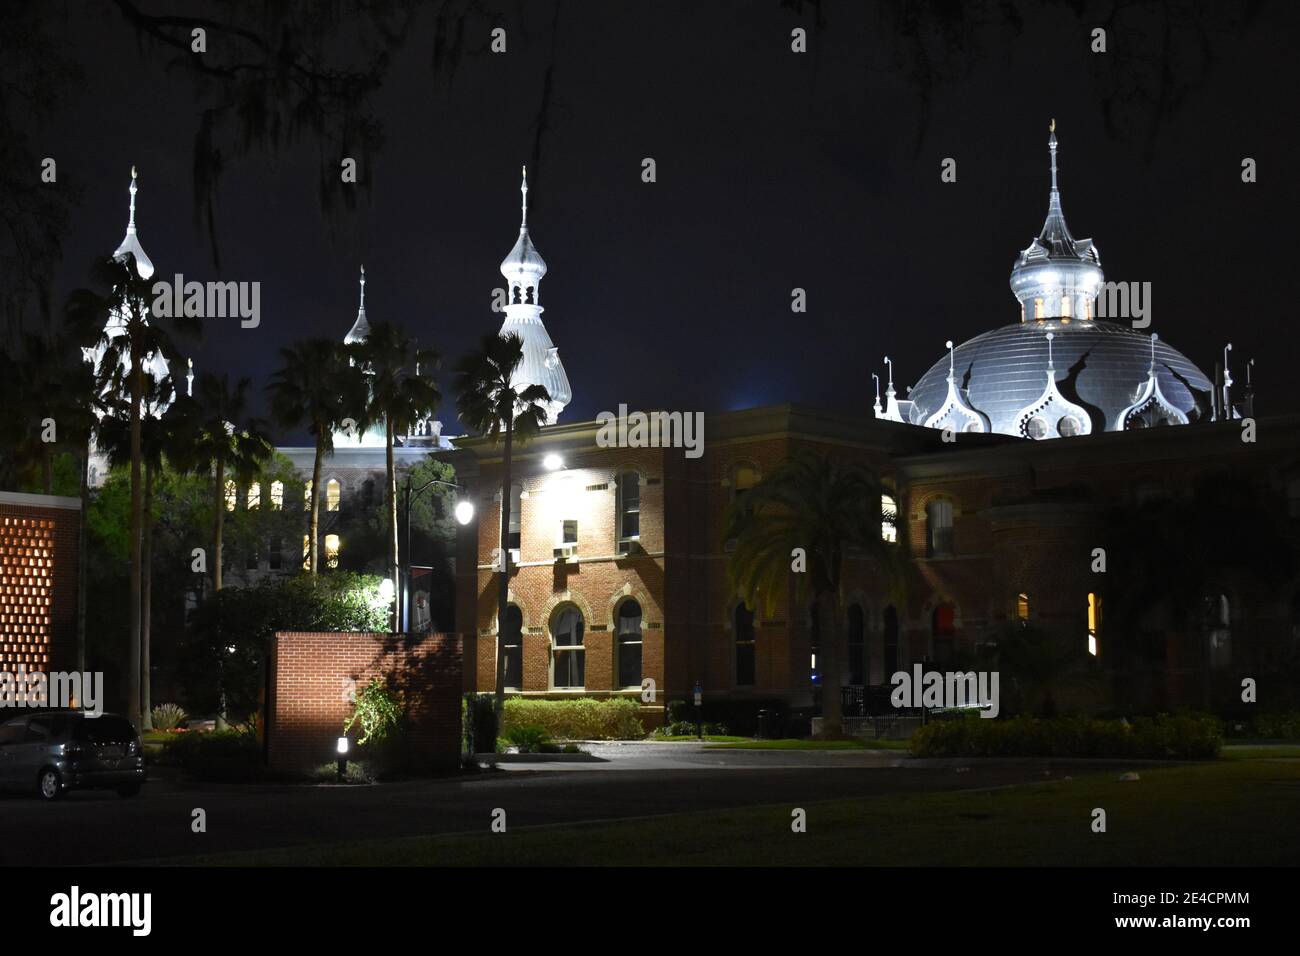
[500, 697, 645, 740]
[910, 713, 1221, 759]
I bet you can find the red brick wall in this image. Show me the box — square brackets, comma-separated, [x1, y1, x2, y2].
[267, 630, 462, 772]
[0, 494, 81, 676]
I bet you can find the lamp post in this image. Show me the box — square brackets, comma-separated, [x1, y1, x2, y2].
[401, 474, 474, 633]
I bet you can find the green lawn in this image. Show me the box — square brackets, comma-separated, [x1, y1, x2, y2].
[180, 758, 1300, 867]
[1220, 744, 1300, 760]
[708, 737, 910, 751]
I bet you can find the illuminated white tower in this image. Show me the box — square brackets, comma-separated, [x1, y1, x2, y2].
[498, 167, 571, 424]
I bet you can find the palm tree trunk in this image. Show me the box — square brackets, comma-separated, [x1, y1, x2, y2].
[495, 419, 513, 715]
[309, 432, 323, 574]
[76, 449, 88, 676]
[127, 363, 143, 730]
[819, 592, 845, 737]
[140, 460, 155, 730]
[386, 419, 398, 631]
[213, 457, 225, 591]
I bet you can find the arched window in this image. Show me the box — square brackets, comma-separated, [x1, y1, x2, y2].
[734, 602, 755, 687]
[932, 603, 956, 664]
[1205, 592, 1231, 668]
[270, 480, 284, 510]
[616, 599, 643, 688]
[926, 498, 954, 556]
[326, 479, 341, 513]
[501, 605, 523, 691]
[847, 604, 865, 685]
[303, 479, 312, 512]
[552, 607, 585, 689]
[616, 472, 641, 554]
[302, 535, 311, 570]
[246, 482, 261, 510]
[880, 494, 898, 543]
[883, 605, 900, 679]
[324, 534, 341, 569]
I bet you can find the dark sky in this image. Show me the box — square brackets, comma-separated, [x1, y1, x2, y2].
[28, 0, 1300, 440]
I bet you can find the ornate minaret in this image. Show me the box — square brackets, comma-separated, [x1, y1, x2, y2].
[498, 166, 571, 424]
[1010, 121, 1103, 322]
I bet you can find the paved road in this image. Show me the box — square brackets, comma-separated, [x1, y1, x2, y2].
[0, 743, 1155, 866]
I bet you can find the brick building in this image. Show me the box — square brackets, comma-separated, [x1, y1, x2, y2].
[448, 408, 1300, 725]
[0, 492, 82, 676]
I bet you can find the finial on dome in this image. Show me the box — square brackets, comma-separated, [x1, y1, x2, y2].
[127, 166, 138, 230]
[1048, 121, 1059, 193]
[520, 165, 529, 228]
[1049, 118, 1055, 134]
[1149, 332, 1159, 371]
[872, 372, 880, 403]
[884, 355, 894, 387]
[1046, 330, 1055, 369]
[946, 340, 955, 379]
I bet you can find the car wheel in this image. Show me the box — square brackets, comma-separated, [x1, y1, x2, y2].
[37, 768, 63, 802]
[117, 782, 142, 798]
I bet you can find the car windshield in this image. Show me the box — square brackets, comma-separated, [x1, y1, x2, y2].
[74, 716, 136, 744]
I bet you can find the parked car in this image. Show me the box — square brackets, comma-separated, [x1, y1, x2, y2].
[0, 710, 145, 801]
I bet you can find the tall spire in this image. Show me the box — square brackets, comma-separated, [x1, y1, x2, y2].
[113, 165, 154, 279]
[520, 165, 529, 228]
[344, 264, 371, 344]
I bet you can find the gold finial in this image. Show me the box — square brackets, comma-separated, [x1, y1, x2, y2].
[1049, 118, 1056, 133]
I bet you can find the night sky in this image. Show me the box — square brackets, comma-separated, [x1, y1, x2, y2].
[24, 1, 1300, 440]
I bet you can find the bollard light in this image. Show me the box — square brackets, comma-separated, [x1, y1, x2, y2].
[336, 736, 349, 782]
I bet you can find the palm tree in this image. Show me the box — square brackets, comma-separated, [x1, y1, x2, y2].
[727, 453, 906, 737]
[66, 253, 198, 729]
[169, 372, 273, 593]
[454, 332, 551, 714]
[267, 338, 367, 574]
[97, 374, 174, 729]
[351, 321, 441, 626]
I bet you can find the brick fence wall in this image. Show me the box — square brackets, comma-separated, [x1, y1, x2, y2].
[0, 493, 81, 676]
[267, 631, 462, 772]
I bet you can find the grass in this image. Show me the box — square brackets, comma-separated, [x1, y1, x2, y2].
[650, 734, 751, 743]
[1220, 745, 1300, 760]
[179, 758, 1300, 867]
[708, 737, 909, 751]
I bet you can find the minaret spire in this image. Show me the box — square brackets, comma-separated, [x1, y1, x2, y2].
[520, 165, 529, 229]
[128, 166, 138, 232]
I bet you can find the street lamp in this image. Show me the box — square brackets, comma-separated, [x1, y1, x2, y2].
[543, 453, 564, 471]
[402, 474, 474, 632]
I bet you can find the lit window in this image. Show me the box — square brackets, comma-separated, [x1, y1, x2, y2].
[926, 498, 954, 557]
[1017, 592, 1030, 624]
[324, 534, 340, 569]
[552, 607, 585, 689]
[1087, 592, 1101, 656]
[617, 599, 643, 688]
[303, 480, 312, 512]
[881, 494, 898, 543]
[617, 472, 641, 553]
[733, 464, 759, 502]
[246, 482, 260, 510]
[326, 479, 341, 513]
[735, 603, 755, 687]
[302, 535, 311, 570]
[1034, 297, 1044, 319]
[1060, 296, 1071, 318]
[1084, 297, 1093, 320]
[506, 483, 521, 551]
[270, 481, 283, 510]
[224, 480, 237, 512]
[561, 519, 578, 545]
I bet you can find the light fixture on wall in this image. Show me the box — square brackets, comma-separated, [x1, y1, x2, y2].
[455, 500, 475, 526]
[543, 453, 564, 471]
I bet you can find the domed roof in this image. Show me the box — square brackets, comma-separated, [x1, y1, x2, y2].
[500, 167, 547, 282]
[907, 319, 1214, 437]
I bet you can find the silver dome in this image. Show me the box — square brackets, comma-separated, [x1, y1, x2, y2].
[908, 320, 1214, 437]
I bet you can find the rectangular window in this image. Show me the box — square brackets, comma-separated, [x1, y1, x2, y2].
[617, 472, 641, 553]
[506, 484, 521, 551]
[324, 534, 340, 569]
[1016, 592, 1030, 624]
[269, 537, 283, 571]
[246, 549, 259, 570]
[270, 481, 283, 510]
[225, 480, 237, 512]
[562, 519, 578, 545]
[246, 482, 260, 510]
[927, 499, 954, 557]
[302, 535, 311, 570]
[881, 494, 898, 543]
[303, 480, 312, 512]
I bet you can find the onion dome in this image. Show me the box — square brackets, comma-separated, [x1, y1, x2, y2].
[497, 167, 571, 423]
[1009, 121, 1102, 322]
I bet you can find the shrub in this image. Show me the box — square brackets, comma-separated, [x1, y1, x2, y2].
[910, 713, 1221, 759]
[463, 694, 499, 755]
[150, 702, 188, 732]
[506, 725, 551, 753]
[500, 697, 644, 740]
[1223, 711, 1300, 740]
[160, 730, 262, 781]
[344, 677, 404, 746]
